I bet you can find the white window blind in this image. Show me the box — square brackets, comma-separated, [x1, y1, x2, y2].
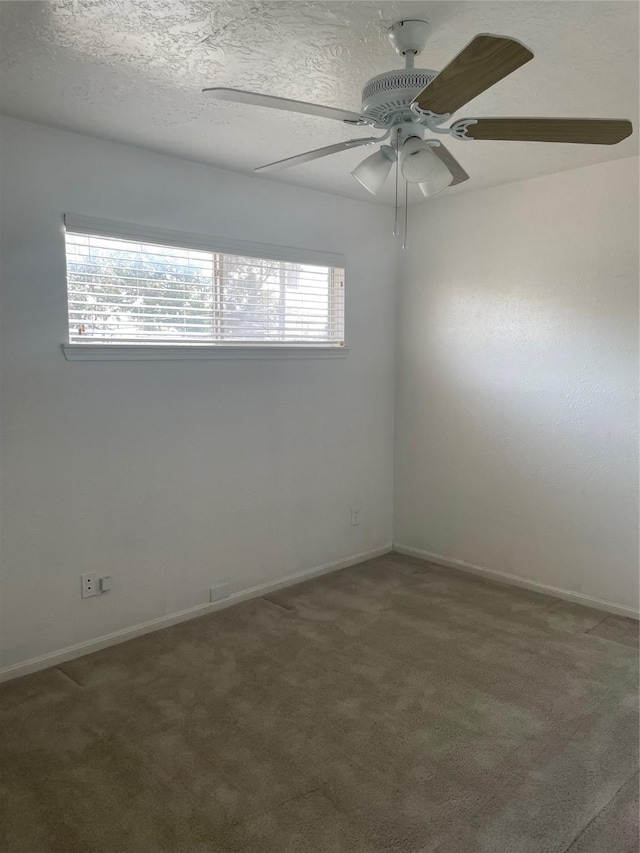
[64, 223, 345, 347]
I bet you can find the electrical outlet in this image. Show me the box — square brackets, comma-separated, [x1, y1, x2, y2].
[210, 581, 231, 603]
[81, 573, 98, 598]
[81, 573, 113, 598]
[351, 506, 361, 526]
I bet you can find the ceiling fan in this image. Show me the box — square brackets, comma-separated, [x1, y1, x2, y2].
[204, 20, 632, 245]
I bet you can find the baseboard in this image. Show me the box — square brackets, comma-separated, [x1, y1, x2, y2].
[393, 544, 640, 621]
[0, 544, 393, 683]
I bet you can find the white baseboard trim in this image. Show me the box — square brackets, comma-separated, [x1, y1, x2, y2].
[393, 544, 640, 621]
[0, 544, 393, 684]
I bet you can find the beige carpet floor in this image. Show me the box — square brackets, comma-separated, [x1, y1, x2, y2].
[0, 553, 638, 853]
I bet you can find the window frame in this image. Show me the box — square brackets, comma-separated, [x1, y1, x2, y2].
[61, 215, 348, 361]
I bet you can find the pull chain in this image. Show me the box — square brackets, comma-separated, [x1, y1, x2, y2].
[393, 129, 400, 236]
[403, 180, 409, 250]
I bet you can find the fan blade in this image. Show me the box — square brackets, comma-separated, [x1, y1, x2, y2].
[254, 138, 378, 173]
[203, 87, 363, 123]
[413, 34, 533, 116]
[431, 143, 469, 185]
[453, 117, 633, 144]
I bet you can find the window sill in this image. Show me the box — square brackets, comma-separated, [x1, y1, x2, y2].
[62, 343, 350, 361]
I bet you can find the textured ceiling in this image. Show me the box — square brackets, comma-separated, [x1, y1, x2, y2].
[0, 1, 638, 205]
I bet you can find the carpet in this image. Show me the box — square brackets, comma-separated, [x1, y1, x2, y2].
[0, 553, 638, 852]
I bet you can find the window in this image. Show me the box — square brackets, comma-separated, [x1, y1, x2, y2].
[64, 218, 345, 350]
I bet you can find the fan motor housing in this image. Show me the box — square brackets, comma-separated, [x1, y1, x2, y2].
[361, 68, 437, 126]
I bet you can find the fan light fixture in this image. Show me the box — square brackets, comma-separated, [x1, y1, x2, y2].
[419, 153, 454, 196]
[351, 135, 454, 248]
[351, 145, 396, 195]
[401, 136, 440, 183]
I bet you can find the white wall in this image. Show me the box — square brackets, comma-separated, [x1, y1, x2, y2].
[0, 117, 396, 673]
[2, 116, 637, 679]
[395, 156, 639, 612]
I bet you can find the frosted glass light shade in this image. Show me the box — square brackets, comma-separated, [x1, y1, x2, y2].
[351, 145, 396, 195]
[418, 154, 454, 197]
[401, 136, 442, 184]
